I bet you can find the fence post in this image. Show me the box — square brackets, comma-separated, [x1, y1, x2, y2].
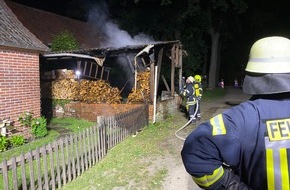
[2, 160, 9, 190]
[20, 153, 27, 190]
[97, 116, 107, 157]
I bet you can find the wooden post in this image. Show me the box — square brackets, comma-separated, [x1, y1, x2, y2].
[126, 56, 135, 74]
[100, 66, 104, 80]
[11, 157, 17, 190]
[156, 48, 163, 94]
[89, 62, 93, 78]
[2, 160, 9, 190]
[179, 46, 183, 90]
[77, 60, 81, 75]
[20, 154, 27, 190]
[95, 65, 99, 78]
[171, 45, 176, 96]
[83, 61, 87, 77]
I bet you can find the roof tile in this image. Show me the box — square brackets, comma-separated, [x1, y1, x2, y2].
[0, 0, 48, 51]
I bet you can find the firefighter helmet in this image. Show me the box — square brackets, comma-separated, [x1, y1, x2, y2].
[243, 36, 290, 95]
[194, 75, 202, 82]
[187, 76, 195, 83]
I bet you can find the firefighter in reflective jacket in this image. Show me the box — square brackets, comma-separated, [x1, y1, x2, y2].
[180, 76, 197, 124]
[194, 75, 203, 120]
[181, 36, 290, 190]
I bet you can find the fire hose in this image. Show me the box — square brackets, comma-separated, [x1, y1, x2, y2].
[175, 101, 199, 141]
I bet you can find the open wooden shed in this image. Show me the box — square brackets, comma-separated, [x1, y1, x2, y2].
[40, 40, 183, 122]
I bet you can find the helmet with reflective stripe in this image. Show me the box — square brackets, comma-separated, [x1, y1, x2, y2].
[245, 36, 290, 73]
[194, 75, 202, 82]
[243, 36, 290, 95]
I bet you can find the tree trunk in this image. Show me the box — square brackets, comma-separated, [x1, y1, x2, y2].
[202, 48, 208, 88]
[208, 30, 220, 89]
[216, 38, 222, 84]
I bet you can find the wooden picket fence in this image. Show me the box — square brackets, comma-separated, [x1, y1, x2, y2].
[0, 104, 148, 190]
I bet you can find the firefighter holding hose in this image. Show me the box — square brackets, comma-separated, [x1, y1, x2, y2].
[182, 36, 290, 189]
[179, 76, 197, 124]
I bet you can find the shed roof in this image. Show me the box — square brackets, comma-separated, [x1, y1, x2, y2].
[5, 0, 107, 49]
[0, 0, 48, 51]
[43, 40, 181, 58]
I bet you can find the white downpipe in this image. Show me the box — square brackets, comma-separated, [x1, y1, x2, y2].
[153, 65, 158, 123]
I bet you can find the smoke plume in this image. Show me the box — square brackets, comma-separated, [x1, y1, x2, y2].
[87, 1, 154, 48]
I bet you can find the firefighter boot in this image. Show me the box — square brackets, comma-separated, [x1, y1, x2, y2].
[190, 115, 196, 125]
[197, 113, 201, 121]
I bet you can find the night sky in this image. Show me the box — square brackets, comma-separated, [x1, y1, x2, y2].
[10, 0, 69, 13]
[9, 0, 91, 21]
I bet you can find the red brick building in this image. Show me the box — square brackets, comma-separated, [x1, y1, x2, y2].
[0, 0, 48, 137]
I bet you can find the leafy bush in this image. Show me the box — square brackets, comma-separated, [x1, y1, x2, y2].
[9, 135, 26, 148]
[18, 111, 34, 127]
[0, 136, 9, 152]
[50, 30, 79, 51]
[31, 117, 48, 138]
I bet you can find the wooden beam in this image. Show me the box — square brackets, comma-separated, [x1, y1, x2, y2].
[106, 68, 110, 81]
[83, 61, 87, 76]
[100, 66, 104, 80]
[175, 45, 179, 67]
[77, 60, 82, 76]
[179, 48, 183, 89]
[95, 65, 99, 78]
[171, 46, 175, 96]
[89, 62, 93, 77]
[126, 56, 135, 74]
[156, 48, 163, 94]
[161, 75, 170, 92]
[141, 57, 147, 67]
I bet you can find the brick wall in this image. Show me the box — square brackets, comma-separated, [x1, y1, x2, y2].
[53, 102, 142, 121]
[0, 48, 41, 138]
[52, 95, 182, 123]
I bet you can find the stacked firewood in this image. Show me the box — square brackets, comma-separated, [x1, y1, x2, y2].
[127, 71, 151, 103]
[78, 80, 121, 103]
[52, 79, 78, 99]
[41, 70, 121, 103]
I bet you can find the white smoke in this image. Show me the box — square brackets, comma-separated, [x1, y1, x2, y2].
[87, 1, 155, 48]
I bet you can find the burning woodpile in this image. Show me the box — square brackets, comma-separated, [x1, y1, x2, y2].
[127, 71, 151, 103]
[41, 69, 122, 103]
